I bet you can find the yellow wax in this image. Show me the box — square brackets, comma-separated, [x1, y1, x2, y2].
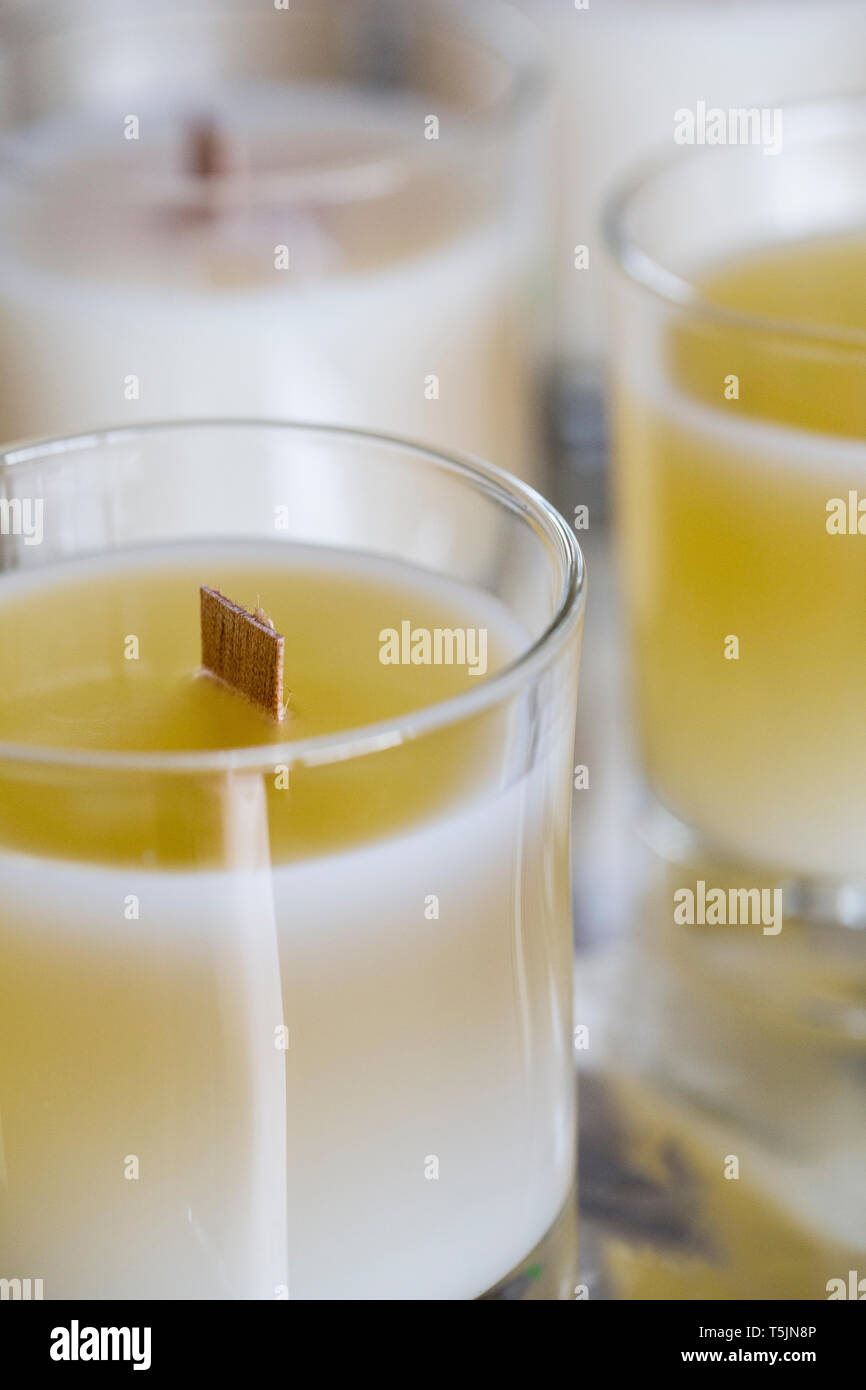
[616, 233, 866, 871]
[0, 540, 515, 865]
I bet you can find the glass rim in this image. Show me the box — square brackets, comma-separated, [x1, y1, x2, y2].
[603, 94, 866, 354]
[0, 418, 585, 776]
[0, 0, 549, 211]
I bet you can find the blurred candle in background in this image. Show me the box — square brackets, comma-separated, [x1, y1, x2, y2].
[608, 102, 866, 895]
[517, 0, 866, 504]
[0, 0, 547, 484]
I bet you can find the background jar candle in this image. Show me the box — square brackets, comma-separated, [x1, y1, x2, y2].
[0, 421, 584, 1300]
[606, 101, 866, 888]
[0, 0, 547, 484]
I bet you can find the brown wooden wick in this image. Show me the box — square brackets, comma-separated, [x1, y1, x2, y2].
[200, 586, 286, 722]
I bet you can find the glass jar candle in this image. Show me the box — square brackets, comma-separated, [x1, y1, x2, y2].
[0, 420, 584, 1300]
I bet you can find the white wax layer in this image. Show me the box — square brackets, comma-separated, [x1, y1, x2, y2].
[0, 762, 575, 1299]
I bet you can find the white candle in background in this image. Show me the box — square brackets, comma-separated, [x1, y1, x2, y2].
[0, 83, 540, 481]
[518, 0, 866, 371]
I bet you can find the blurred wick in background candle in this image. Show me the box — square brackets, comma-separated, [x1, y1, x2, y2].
[184, 116, 248, 221]
[177, 113, 338, 281]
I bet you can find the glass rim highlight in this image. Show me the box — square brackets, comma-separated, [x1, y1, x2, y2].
[0, 418, 585, 775]
[603, 94, 866, 355]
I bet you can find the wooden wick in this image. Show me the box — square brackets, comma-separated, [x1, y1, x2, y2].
[187, 117, 239, 181]
[200, 586, 286, 722]
[184, 117, 247, 222]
